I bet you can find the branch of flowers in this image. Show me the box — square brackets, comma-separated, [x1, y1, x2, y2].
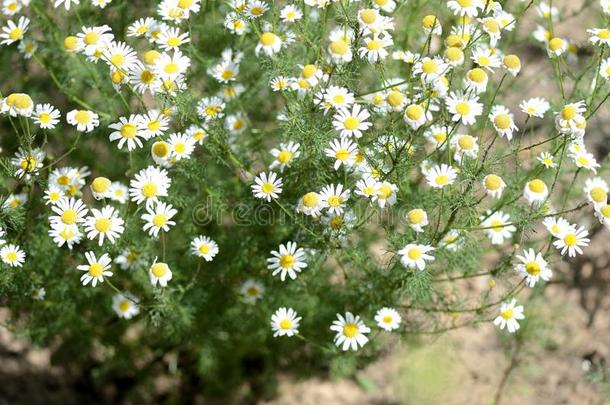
[495, 132, 562, 162]
[40, 132, 83, 172]
[403, 317, 495, 335]
[586, 89, 610, 119]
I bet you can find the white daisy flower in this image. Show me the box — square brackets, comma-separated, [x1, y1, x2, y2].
[271, 307, 301, 337]
[269, 141, 300, 171]
[77, 251, 112, 287]
[84, 205, 125, 246]
[520, 97, 550, 118]
[515, 248, 552, 287]
[425, 164, 457, 189]
[494, 299, 524, 333]
[398, 243, 435, 271]
[251, 171, 283, 202]
[326, 137, 358, 170]
[583, 177, 608, 207]
[32, 103, 60, 129]
[320, 184, 351, 215]
[523, 179, 548, 206]
[129, 166, 172, 207]
[112, 292, 140, 319]
[482, 174, 506, 199]
[489, 105, 518, 140]
[190, 235, 219, 262]
[148, 258, 172, 287]
[481, 211, 516, 245]
[330, 312, 371, 351]
[296, 192, 324, 217]
[553, 225, 590, 257]
[445, 92, 483, 125]
[266, 241, 308, 281]
[240, 279, 265, 303]
[406, 208, 429, 233]
[374, 307, 401, 331]
[332, 104, 372, 138]
[66, 109, 100, 133]
[141, 201, 177, 237]
[0, 244, 25, 267]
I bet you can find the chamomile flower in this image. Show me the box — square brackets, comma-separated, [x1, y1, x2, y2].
[129, 166, 171, 206]
[196, 96, 225, 121]
[270, 141, 300, 171]
[452, 134, 479, 162]
[297, 192, 324, 217]
[155, 50, 190, 80]
[114, 247, 144, 270]
[541, 217, 570, 239]
[587, 28, 610, 46]
[321, 86, 355, 111]
[12, 147, 45, 179]
[2, 93, 34, 116]
[537, 152, 557, 168]
[584, 177, 609, 207]
[280, 5, 302, 23]
[66, 109, 100, 133]
[481, 211, 516, 245]
[251, 171, 283, 202]
[84, 205, 125, 246]
[44, 186, 64, 205]
[32, 104, 60, 129]
[398, 243, 435, 271]
[483, 174, 506, 199]
[413, 56, 447, 83]
[168, 132, 196, 160]
[426, 164, 457, 189]
[464, 67, 488, 93]
[103, 41, 138, 73]
[515, 248, 552, 287]
[471, 46, 502, 70]
[185, 124, 208, 145]
[572, 151, 600, 173]
[503, 54, 521, 76]
[89, 177, 112, 200]
[108, 182, 128, 204]
[446, 92, 483, 125]
[547, 37, 568, 57]
[355, 176, 380, 200]
[407, 208, 429, 233]
[595, 204, 610, 229]
[0, 16, 29, 45]
[109, 115, 146, 151]
[447, 0, 483, 17]
[50, 197, 88, 228]
[271, 307, 301, 337]
[403, 103, 430, 130]
[494, 299, 524, 333]
[77, 25, 114, 56]
[255, 31, 284, 56]
[330, 312, 371, 352]
[0, 244, 25, 267]
[332, 104, 372, 138]
[359, 34, 393, 62]
[327, 27, 354, 63]
[77, 252, 112, 287]
[373, 181, 398, 208]
[49, 223, 82, 249]
[375, 307, 401, 331]
[320, 184, 350, 215]
[600, 58, 610, 81]
[553, 225, 590, 257]
[148, 258, 172, 287]
[267, 241, 308, 281]
[112, 293, 140, 319]
[190, 235, 219, 261]
[270, 76, 293, 91]
[523, 179, 548, 206]
[156, 26, 190, 51]
[489, 105, 518, 140]
[240, 279, 265, 303]
[425, 125, 449, 149]
[141, 201, 177, 237]
[326, 137, 358, 170]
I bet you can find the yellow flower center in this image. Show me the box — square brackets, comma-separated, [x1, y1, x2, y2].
[484, 19, 499, 33]
[408, 209, 425, 224]
[382, 315, 393, 324]
[367, 39, 382, 51]
[142, 183, 158, 198]
[528, 179, 546, 193]
[485, 175, 502, 191]
[386, 91, 404, 107]
[279, 254, 295, 269]
[153, 214, 167, 227]
[84, 32, 100, 45]
[494, 114, 511, 129]
[335, 148, 350, 161]
[167, 37, 181, 47]
[598, 29, 610, 39]
[260, 32, 277, 46]
[9, 27, 23, 41]
[119, 301, 131, 312]
[164, 63, 179, 74]
[277, 150, 293, 164]
[407, 247, 422, 260]
[95, 218, 112, 233]
[120, 123, 137, 138]
[549, 37, 565, 51]
[504, 54, 520, 69]
[330, 40, 348, 55]
[343, 116, 360, 130]
[590, 187, 607, 203]
[89, 263, 103, 277]
[378, 183, 393, 199]
[303, 192, 318, 207]
[445, 47, 463, 61]
[7, 93, 33, 110]
[455, 101, 470, 115]
[301, 64, 317, 78]
[525, 261, 540, 275]
[360, 9, 377, 24]
[64, 36, 78, 50]
[564, 233, 577, 247]
[91, 177, 111, 193]
[143, 50, 160, 65]
[279, 319, 292, 329]
[435, 175, 449, 186]
[421, 60, 438, 74]
[74, 110, 91, 124]
[6, 252, 17, 262]
[151, 263, 168, 277]
[468, 68, 487, 83]
[422, 15, 437, 29]
[500, 308, 513, 320]
[152, 142, 170, 157]
[600, 205, 610, 218]
[343, 323, 360, 338]
[61, 209, 78, 225]
[327, 195, 342, 207]
[406, 105, 423, 120]
[458, 135, 475, 150]
[261, 182, 275, 194]
[198, 244, 210, 254]
[19, 156, 37, 171]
